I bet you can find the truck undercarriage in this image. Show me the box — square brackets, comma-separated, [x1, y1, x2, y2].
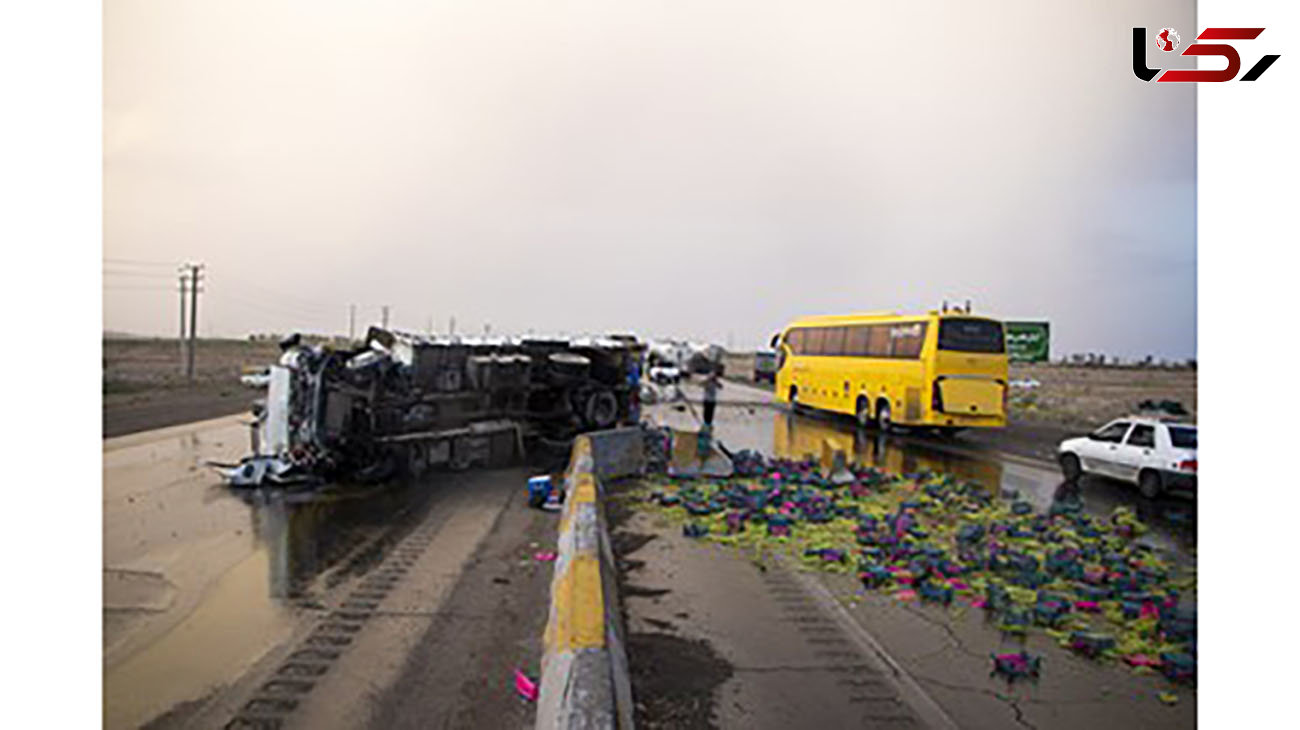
[213, 327, 643, 487]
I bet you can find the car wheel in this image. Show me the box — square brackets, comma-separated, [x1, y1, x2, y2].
[1059, 452, 1082, 481]
[789, 386, 804, 413]
[1138, 470, 1163, 499]
[877, 400, 892, 432]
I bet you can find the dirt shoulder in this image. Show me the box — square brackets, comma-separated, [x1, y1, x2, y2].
[103, 337, 280, 437]
[103, 383, 258, 438]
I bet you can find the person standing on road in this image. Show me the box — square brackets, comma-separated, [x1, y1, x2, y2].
[702, 364, 721, 428]
[626, 356, 642, 424]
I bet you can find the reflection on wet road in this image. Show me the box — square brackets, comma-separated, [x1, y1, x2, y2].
[647, 381, 1195, 562]
[102, 416, 446, 729]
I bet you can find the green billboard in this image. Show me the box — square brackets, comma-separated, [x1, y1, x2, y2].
[1005, 321, 1050, 362]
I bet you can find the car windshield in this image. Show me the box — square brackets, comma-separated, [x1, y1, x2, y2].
[1168, 426, 1197, 449]
[1092, 421, 1131, 442]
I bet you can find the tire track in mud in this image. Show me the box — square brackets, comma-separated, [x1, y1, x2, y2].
[221, 496, 451, 730]
[223, 528, 437, 729]
[758, 568, 924, 728]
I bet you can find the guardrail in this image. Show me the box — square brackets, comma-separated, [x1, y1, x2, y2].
[536, 428, 642, 729]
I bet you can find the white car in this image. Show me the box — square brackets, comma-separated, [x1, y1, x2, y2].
[1057, 416, 1197, 498]
[240, 368, 271, 388]
[648, 363, 682, 385]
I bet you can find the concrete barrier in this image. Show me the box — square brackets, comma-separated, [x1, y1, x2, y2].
[536, 430, 640, 729]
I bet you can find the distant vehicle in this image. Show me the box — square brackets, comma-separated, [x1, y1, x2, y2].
[648, 363, 682, 385]
[685, 344, 726, 375]
[753, 351, 778, 383]
[1056, 417, 1197, 498]
[240, 367, 271, 388]
[773, 308, 1009, 433]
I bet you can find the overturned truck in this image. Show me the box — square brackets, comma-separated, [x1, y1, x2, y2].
[215, 327, 643, 487]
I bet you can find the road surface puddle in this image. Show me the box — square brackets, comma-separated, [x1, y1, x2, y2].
[103, 418, 439, 729]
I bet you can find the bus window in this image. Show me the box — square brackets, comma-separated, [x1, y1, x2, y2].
[807, 327, 826, 355]
[938, 318, 1005, 353]
[867, 325, 891, 357]
[847, 325, 870, 357]
[890, 322, 928, 358]
[824, 327, 847, 356]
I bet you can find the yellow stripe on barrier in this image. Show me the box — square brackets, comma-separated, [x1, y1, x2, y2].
[571, 473, 597, 504]
[566, 437, 592, 476]
[545, 553, 606, 651]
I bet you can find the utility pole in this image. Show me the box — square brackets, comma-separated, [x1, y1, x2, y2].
[185, 263, 204, 381]
[178, 272, 188, 374]
[427, 316, 433, 336]
[349, 304, 356, 341]
[381, 305, 390, 330]
[449, 315, 455, 335]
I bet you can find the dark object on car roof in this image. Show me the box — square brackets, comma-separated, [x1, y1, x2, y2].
[1136, 399, 1188, 416]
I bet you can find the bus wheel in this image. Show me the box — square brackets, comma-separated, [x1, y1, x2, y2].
[876, 400, 892, 432]
[855, 397, 873, 429]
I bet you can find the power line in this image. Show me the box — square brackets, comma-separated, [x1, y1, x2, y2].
[103, 269, 177, 279]
[209, 290, 336, 321]
[103, 257, 176, 267]
[209, 271, 341, 316]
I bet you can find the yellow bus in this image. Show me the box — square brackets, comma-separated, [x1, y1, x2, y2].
[772, 310, 1009, 432]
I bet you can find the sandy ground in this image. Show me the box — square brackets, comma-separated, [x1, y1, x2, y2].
[104, 415, 560, 730]
[1004, 363, 1196, 429]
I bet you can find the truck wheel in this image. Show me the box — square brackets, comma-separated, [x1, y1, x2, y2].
[584, 389, 619, 429]
[1059, 453, 1082, 481]
[1138, 470, 1163, 499]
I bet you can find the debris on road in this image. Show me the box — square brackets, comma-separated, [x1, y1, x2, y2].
[513, 668, 539, 702]
[527, 475, 565, 510]
[637, 447, 1197, 699]
[991, 651, 1042, 683]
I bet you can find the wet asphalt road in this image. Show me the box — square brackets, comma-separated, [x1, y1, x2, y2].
[103, 416, 557, 729]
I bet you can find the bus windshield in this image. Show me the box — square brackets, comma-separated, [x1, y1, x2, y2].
[937, 319, 1005, 353]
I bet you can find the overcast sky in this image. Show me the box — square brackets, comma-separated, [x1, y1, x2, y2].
[105, 0, 1196, 359]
